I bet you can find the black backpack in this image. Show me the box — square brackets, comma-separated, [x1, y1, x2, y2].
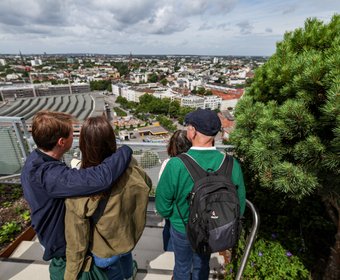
[176, 153, 240, 255]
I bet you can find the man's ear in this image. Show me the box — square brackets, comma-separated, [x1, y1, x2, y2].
[191, 126, 197, 140]
[57, 137, 64, 147]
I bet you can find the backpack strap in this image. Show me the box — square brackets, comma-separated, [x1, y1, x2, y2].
[176, 203, 187, 227]
[216, 154, 234, 179]
[177, 153, 208, 181]
[177, 153, 233, 181]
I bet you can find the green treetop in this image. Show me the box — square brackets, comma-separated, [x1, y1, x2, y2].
[230, 14, 339, 279]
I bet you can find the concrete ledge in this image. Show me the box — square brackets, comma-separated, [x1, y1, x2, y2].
[0, 226, 36, 258]
[9, 241, 47, 262]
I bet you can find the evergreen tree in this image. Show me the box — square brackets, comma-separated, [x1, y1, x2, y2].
[230, 15, 339, 279]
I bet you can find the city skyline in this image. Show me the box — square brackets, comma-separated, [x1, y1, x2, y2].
[0, 0, 338, 56]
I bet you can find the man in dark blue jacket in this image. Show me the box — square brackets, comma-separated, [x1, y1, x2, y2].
[21, 110, 132, 262]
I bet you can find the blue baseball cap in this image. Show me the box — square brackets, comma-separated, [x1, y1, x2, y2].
[184, 108, 221, 136]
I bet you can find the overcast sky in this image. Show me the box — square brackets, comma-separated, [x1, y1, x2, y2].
[0, 0, 338, 56]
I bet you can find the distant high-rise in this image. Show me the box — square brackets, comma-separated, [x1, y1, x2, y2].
[19, 50, 24, 65]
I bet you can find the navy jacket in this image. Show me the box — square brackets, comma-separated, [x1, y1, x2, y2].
[21, 145, 132, 261]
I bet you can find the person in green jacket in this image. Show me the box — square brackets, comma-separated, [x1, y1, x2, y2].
[155, 108, 246, 280]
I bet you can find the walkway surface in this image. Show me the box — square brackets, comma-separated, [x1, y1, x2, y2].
[0, 212, 227, 280]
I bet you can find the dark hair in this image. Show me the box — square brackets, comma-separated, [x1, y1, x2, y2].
[79, 116, 117, 168]
[167, 130, 192, 157]
[32, 110, 74, 151]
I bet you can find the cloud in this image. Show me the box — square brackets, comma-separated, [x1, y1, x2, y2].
[236, 20, 254, 35]
[217, 23, 231, 31]
[0, 0, 69, 27]
[198, 22, 214, 31]
[198, 22, 231, 32]
[0, 0, 238, 37]
[139, 5, 189, 34]
[282, 5, 297, 15]
[179, 0, 237, 16]
[93, 0, 156, 25]
[0, 0, 337, 56]
[180, 40, 189, 46]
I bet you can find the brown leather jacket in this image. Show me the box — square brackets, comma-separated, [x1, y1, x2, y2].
[64, 157, 152, 279]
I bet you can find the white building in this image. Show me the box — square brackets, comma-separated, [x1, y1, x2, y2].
[176, 94, 222, 110]
[120, 87, 147, 103]
[30, 58, 42, 66]
[229, 79, 245, 85]
[176, 78, 190, 88]
[188, 79, 202, 91]
[180, 95, 205, 109]
[112, 83, 127, 96]
[205, 83, 232, 93]
[153, 90, 176, 100]
[0, 59, 6, 66]
[203, 95, 222, 110]
[237, 70, 247, 79]
[130, 73, 148, 84]
[6, 74, 20, 81]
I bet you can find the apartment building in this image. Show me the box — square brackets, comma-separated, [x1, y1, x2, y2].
[130, 72, 148, 84]
[180, 95, 205, 109]
[111, 83, 125, 96]
[121, 87, 149, 103]
[203, 95, 222, 110]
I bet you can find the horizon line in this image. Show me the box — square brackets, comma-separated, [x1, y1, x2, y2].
[0, 52, 270, 58]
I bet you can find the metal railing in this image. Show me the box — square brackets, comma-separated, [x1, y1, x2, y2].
[0, 116, 33, 176]
[146, 197, 260, 279]
[236, 199, 260, 280]
[0, 116, 33, 158]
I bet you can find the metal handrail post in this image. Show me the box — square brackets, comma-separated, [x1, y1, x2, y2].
[12, 121, 28, 161]
[235, 199, 260, 280]
[20, 117, 34, 152]
[0, 116, 33, 163]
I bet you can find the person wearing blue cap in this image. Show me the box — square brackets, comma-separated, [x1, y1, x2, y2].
[156, 108, 246, 280]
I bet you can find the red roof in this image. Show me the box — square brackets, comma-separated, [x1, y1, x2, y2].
[211, 89, 244, 100]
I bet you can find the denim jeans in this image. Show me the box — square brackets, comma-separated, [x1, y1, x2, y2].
[170, 226, 210, 280]
[92, 252, 133, 280]
[162, 219, 173, 251]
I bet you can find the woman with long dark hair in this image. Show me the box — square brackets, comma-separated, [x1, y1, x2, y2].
[158, 130, 192, 252]
[64, 116, 152, 280]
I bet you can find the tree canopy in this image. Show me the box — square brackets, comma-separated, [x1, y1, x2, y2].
[231, 14, 339, 199]
[111, 62, 129, 77]
[115, 94, 194, 126]
[90, 80, 112, 91]
[230, 14, 339, 278]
